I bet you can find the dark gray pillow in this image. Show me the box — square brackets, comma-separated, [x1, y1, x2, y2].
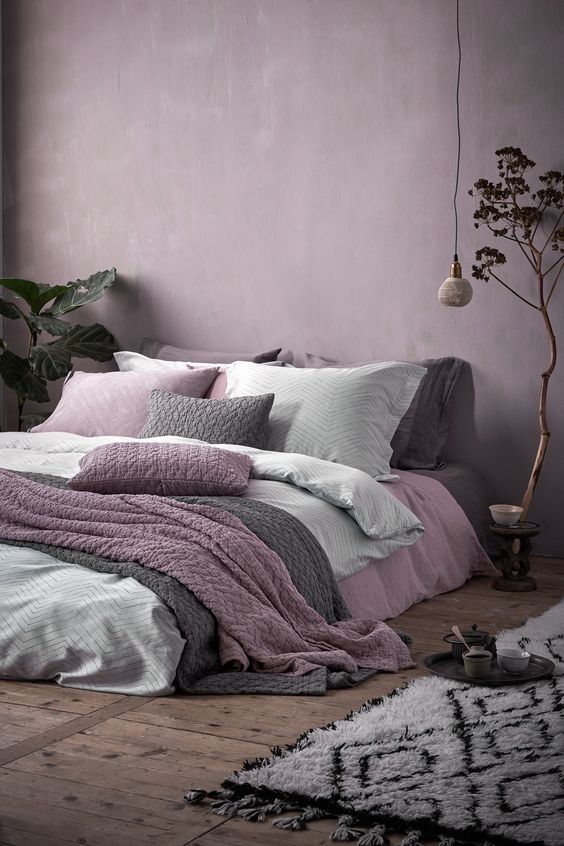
[390, 357, 465, 470]
[140, 338, 281, 364]
[140, 390, 275, 449]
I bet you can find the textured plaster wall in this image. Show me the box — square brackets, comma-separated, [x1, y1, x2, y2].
[3, 0, 564, 554]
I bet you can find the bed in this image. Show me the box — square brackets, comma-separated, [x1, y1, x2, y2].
[0, 349, 495, 696]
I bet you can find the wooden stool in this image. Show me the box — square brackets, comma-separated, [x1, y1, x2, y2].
[490, 522, 540, 592]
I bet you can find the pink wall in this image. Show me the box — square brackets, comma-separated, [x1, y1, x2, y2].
[3, 0, 564, 555]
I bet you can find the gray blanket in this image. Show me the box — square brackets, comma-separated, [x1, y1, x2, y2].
[5, 472, 374, 695]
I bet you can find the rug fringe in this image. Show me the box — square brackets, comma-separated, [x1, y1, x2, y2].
[184, 787, 512, 845]
[183, 788, 227, 804]
[272, 804, 328, 830]
[239, 799, 288, 822]
[183, 789, 208, 804]
[357, 823, 387, 845]
[210, 798, 240, 817]
[330, 814, 365, 841]
[273, 813, 308, 831]
[398, 831, 423, 846]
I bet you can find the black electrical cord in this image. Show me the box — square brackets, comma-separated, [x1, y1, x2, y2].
[453, 0, 462, 262]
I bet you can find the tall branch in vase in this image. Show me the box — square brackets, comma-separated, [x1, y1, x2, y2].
[470, 147, 563, 518]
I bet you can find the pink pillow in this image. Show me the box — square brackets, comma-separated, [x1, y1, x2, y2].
[32, 368, 218, 437]
[68, 441, 252, 496]
[204, 363, 286, 400]
[206, 370, 228, 399]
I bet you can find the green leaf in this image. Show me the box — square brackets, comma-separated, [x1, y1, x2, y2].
[30, 340, 73, 381]
[0, 278, 41, 309]
[0, 349, 50, 402]
[1, 279, 78, 316]
[62, 323, 118, 360]
[29, 313, 72, 336]
[32, 284, 72, 314]
[29, 322, 116, 381]
[49, 268, 116, 316]
[0, 296, 23, 320]
[20, 412, 51, 431]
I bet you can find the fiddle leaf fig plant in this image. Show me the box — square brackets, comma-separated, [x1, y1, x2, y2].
[0, 268, 118, 430]
[469, 148, 563, 517]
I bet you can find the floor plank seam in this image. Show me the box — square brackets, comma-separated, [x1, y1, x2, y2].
[122, 723, 285, 748]
[181, 817, 228, 845]
[0, 695, 155, 767]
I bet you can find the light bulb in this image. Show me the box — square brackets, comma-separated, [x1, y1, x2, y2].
[438, 256, 473, 307]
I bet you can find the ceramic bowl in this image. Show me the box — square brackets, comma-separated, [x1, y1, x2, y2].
[496, 647, 531, 674]
[489, 504, 524, 526]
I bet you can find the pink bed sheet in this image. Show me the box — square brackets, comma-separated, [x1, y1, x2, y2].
[338, 470, 496, 621]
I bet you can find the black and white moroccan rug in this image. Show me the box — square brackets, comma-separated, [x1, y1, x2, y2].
[186, 602, 564, 845]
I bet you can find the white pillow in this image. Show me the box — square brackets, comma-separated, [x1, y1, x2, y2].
[225, 360, 426, 478]
[114, 351, 287, 372]
[115, 351, 200, 371]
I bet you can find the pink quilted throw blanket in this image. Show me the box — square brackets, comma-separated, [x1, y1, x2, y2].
[0, 471, 412, 677]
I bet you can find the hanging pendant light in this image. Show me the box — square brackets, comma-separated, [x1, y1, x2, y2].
[438, 0, 472, 308]
[439, 255, 473, 307]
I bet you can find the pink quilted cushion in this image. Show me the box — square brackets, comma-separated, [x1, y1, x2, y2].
[32, 368, 218, 437]
[68, 441, 252, 496]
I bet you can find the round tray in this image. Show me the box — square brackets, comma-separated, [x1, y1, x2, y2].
[423, 651, 555, 686]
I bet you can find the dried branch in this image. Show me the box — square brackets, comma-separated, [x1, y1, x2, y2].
[470, 147, 563, 517]
[542, 209, 564, 253]
[544, 253, 564, 278]
[530, 197, 546, 242]
[488, 270, 538, 308]
[520, 306, 557, 519]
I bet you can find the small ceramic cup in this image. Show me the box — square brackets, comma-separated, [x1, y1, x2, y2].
[463, 646, 493, 679]
[496, 647, 531, 674]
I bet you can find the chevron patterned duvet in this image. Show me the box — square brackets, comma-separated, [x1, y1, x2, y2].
[0, 544, 185, 694]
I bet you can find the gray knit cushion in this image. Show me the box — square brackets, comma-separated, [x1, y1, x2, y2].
[140, 390, 275, 449]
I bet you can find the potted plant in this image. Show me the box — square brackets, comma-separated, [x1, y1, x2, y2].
[0, 268, 118, 430]
[470, 148, 563, 518]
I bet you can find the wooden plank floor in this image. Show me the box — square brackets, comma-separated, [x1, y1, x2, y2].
[0, 557, 562, 846]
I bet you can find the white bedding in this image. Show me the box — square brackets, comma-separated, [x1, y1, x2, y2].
[0, 431, 423, 694]
[0, 545, 185, 695]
